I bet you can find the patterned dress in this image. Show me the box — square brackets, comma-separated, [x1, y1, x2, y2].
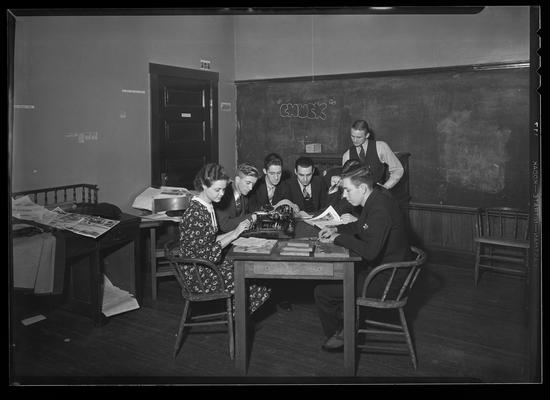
[172, 198, 271, 314]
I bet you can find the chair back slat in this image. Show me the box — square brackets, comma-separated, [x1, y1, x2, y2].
[396, 265, 420, 302]
[381, 268, 397, 301]
[477, 207, 528, 241]
[361, 246, 427, 304]
[164, 241, 228, 299]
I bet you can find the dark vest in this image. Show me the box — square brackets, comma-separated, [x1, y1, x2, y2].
[349, 140, 387, 184]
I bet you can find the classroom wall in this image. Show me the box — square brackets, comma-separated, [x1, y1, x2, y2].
[234, 6, 530, 80]
[11, 7, 531, 214]
[12, 15, 237, 212]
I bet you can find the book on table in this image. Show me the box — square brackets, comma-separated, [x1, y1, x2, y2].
[279, 240, 313, 256]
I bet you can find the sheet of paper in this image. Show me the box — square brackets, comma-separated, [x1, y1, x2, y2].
[21, 314, 47, 326]
[12, 195, 58, 224]
[102, 275, 140, 317]
[141, 212, 182, 222]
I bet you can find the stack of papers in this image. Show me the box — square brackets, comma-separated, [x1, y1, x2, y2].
[102, 275, 140, 317]
[232, 237, 277, 254]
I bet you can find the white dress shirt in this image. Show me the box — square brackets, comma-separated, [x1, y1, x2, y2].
[341, 140, 404, 190]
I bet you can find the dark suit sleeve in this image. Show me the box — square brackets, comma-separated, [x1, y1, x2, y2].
[248, 183, 263, 212]
[317, 177, 328, 212]
[334, 204, 392, 262]
[214, 193, 249, 233]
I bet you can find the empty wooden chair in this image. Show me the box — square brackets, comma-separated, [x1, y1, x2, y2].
[164, 242, 234, 360]
[474, 207, 529, 286]
[356, 246, 427, 370]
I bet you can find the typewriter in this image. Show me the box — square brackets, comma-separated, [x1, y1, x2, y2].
[241, 204, 296, 239]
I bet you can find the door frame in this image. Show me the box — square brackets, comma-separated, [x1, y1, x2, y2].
[149, 63, 219, 187]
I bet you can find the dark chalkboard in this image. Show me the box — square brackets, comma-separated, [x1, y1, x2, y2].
[236, 64, 530, 209]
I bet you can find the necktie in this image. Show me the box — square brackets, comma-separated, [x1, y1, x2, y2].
[235, 195, 242, 215]
[303, 185, 311, 200]
[358, 146, 366, 162]
[267, 185, 275, 203]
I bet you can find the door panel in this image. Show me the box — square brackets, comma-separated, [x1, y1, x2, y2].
[150, 67, 218, 189]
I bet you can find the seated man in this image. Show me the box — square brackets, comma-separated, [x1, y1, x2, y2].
[323, 159, 362, 221]
[283, 156, 328, 218]
[314, 165, 411, 352]
[249, 153, 294, 312]
[249, 153, 289, 212]
[215, 163, 260, 233]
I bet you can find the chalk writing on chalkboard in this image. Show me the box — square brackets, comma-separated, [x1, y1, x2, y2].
[279, 102, 329, 120]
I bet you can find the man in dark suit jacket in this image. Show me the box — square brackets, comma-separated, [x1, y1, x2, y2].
[215, 163, 260, 233]
[249, 153, 289, 212]
[284, 156, 328, 216]
[314, 165, 411, 352]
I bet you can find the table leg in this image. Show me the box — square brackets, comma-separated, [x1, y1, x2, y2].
[91, 245, 104, 326]
[150, 228, 157, 300]
[343, 262, 356, 376]
[234, 260, 248, 375]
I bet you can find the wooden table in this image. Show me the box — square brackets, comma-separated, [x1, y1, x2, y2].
[226, 222, 361, 376]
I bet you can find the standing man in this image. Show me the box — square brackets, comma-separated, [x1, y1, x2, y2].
[342, 119, 404, 191]
[215, 163, 259, 233]
[314, 165, 411, 352]
[284, 156, 328, 217]
[249, 153, 289, 211]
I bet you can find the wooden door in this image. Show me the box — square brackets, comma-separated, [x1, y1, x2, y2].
[150, 64, 218, 189]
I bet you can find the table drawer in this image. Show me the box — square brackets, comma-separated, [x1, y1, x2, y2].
[100, 223, 136, 248]
[250, 262, 334, 277]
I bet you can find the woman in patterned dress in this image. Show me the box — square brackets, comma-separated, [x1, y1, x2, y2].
[171, 163, 271, 314]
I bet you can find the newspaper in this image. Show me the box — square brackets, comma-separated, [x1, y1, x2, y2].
[49, 208, 120, 238]
[304, 205, 343, 229]
[12, 196, 119, 239]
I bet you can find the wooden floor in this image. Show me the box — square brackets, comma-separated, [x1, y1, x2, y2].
[10, 262, 530, 385]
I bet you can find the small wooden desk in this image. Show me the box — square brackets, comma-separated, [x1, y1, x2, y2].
[227, 223, 361, 376]
[58, 213, 141, 326]
[139, 218, 179, 300]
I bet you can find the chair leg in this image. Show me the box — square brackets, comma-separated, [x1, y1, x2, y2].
[474, 243, 481, 287]
[174, 300, 190, 359]
[399, 308, 417, 370]
[226, 297, 235, 360]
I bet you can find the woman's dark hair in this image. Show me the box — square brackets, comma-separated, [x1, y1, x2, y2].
[193, 163, 229, 191]
[351, 119, 375, 140]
